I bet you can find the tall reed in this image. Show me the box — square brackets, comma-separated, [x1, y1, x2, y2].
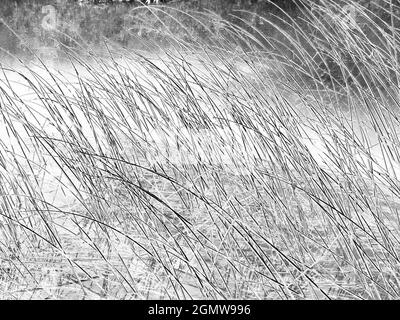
[1, 0, 400, 299]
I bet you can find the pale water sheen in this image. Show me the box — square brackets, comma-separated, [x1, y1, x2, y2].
[1, 55, 399, 208]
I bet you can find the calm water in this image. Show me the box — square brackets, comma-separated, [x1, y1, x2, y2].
[1, 1, 398, 206]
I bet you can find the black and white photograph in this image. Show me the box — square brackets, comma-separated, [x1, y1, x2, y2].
[0, 0, 400, 303]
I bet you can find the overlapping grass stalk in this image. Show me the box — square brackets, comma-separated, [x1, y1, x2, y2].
[1, 0, 400, 299]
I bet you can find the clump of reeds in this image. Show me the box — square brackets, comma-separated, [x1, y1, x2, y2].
[1, 0, 400, 299]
